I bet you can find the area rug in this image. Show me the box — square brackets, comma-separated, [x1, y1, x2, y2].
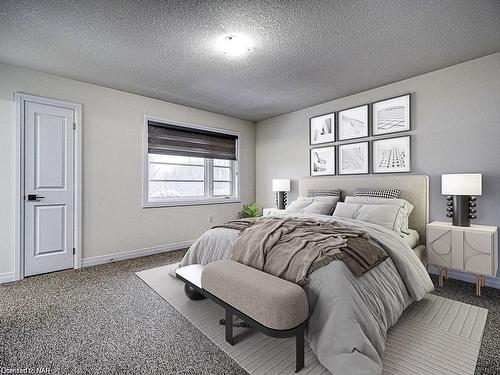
[136, 264, 488, 375]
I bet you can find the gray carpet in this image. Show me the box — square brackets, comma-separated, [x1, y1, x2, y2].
[0, 250, 246, 375]
[1, 250, 499, 374]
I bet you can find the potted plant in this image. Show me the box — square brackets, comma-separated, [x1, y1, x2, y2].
[242, 203, 260, 218]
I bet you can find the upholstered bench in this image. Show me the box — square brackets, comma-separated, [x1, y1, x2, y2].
[176, 260, 309, 372]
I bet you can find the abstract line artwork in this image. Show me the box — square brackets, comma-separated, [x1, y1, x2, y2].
[310, 113, 335, 145]
[376, 106, 405, 130]
[338, 105, 368, 141]
[310, 146, 335, 176]
[372, 136, 410, 173]
[372, 94, 410, 136]
[339, 142, 368, 175]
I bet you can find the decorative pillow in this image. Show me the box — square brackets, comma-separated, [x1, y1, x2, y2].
[297, 196, 314, 202]
[332, 202, 362, 219]
[302, 197, 339, 215]
[307, 189, 342, 197]
[355, 204, 403, 231]
[313, 195, 338, 203]
[354, 188, 400, 199]
[285, 199, 313, 213]
[344, 196, 413, 233]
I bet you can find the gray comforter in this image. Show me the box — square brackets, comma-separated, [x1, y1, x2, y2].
[178, 213, 434, 375]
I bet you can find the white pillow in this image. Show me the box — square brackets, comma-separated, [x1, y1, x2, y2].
[344, 196, 413, 234]
[332, 202, 362, 219]
[356, 204, 402, 232]
[302, 198, 339, 215]
[344, 196, 413, 214]
[285, 199, 313, 213]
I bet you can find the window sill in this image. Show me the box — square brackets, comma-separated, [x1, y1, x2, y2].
[143, 198, 241, 208]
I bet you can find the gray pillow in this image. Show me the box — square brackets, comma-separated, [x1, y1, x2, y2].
[313, 195, 338, 203]
[297, 196, 314, 202]
[285, 199, 313, 213]
[302, 198, 339, 215]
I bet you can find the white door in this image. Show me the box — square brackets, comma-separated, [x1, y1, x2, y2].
[24, 101, 75, 276]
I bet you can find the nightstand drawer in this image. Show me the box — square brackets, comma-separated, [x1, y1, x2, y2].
[464, 254, 493, 275]
[464, 231, 493, 255]
[463, 231, 495, 275]
[426, 226, 453, 269]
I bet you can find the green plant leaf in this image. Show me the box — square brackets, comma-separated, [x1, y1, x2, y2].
[242, 203, 260, 218]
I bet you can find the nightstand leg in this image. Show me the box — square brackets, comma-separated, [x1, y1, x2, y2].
[438, 268, 448, 287]
[475, 275, 485, 296]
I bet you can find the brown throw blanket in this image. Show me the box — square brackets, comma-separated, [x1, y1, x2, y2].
[214, 217, 387, 285]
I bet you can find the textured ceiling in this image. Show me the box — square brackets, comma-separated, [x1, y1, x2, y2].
[1, 0, 499, 121]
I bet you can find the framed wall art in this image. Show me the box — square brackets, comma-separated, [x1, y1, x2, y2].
[372, 94, 410, 136]
[310, 112, 335, 145]
[310, 146, 335, 176]
[372, 136, 410, 173]
[338, 104, 369, 141]
[338, 141, 369, 175]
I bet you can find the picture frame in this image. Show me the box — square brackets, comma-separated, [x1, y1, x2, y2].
[338, 104, 369, 141]
[338, 141, 369, 175]
[372, 94, 411, 136]
[372, 135, 411, 174]
[309, 112, 335, 145]
[310, 146, 335, 176]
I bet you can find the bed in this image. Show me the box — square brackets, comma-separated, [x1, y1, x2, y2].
[298, 174, 429, 266]
[177, 175, 434, 375]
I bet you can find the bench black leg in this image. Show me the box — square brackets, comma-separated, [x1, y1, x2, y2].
[295, 326, 305, 372]
[225, 309, 234, 346]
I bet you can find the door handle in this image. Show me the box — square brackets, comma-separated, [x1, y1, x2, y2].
[27, 194, 45, 201]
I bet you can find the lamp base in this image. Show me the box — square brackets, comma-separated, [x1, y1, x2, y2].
[451, 195, 470, 227]
[275, 192, 287, 210]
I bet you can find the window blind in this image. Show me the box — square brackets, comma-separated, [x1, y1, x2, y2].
[148, 121, 238, 161]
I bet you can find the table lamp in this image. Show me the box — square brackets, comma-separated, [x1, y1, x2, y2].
[441, 173, 482, 227]
[272, 179, 290, 210]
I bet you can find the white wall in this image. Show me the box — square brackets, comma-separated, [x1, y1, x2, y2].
[0, 63, 255, 275]
[256, 53, 500, 283]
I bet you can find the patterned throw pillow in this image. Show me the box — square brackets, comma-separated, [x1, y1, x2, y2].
[307, 189, 342, 197]
[354, 188, 400, 199]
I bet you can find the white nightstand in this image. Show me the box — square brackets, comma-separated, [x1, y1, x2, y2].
[262, 207, 287, 216]
[426, 221, 498, 295]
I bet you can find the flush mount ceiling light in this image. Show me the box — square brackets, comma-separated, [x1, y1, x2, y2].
[216, 34, 253, 56]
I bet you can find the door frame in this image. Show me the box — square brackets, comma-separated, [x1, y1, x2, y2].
[14, 93, 83, 281]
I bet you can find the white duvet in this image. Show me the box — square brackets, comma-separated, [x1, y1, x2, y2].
[177, 213, 434, 375]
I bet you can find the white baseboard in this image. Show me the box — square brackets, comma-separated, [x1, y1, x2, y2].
[428, 266, 500, 289]
[81, 240, 194, 268]
[0, 272, 16, 284]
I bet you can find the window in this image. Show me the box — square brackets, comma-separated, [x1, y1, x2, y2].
[144, 117, 239, 207]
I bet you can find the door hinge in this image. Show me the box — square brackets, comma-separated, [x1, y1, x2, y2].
[73, 123, 76, 130]
[73, 247, 75, 255]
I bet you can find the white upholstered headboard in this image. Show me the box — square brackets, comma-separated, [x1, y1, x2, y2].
[299, 175, 429, 242]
